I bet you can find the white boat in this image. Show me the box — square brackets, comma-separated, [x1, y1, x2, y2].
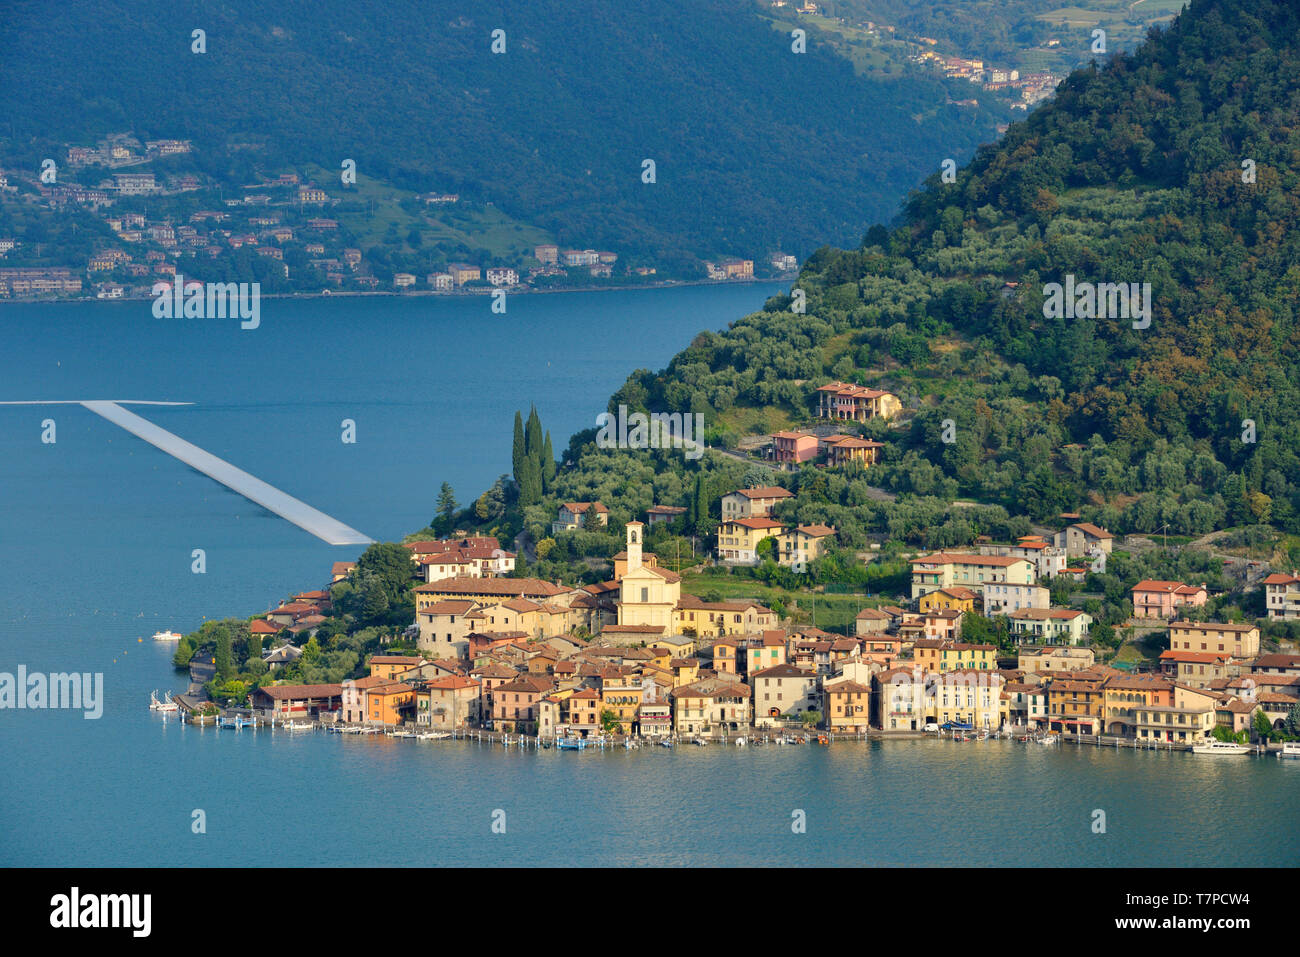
[416, 731, 451, 740]
[734, 736, 747, 747]
[1279, 742, 1300, 759]
[152, 630, 183, 641]
[1038, 734, 1059, 746]
[281, 720, 313, 730]
[1192, 740, 1250, 755]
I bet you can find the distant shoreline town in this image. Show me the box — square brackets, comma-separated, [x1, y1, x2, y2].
[0, 133, 797, 304]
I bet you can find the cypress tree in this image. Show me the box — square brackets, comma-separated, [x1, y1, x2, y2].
[542, 431, 556, 492]
[525, 405, 543, 460]
[512, 411, 525, 488]
[518, 456, 542, 506]
[214, 629, 233, 682]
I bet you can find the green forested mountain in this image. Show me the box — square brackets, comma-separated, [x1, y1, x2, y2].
[0, 0, 1006, 268]
[529, 0, 1300, 550]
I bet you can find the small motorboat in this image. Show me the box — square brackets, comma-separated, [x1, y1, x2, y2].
[734, 736, 747, 747]
[1279, 742, 1300, 759]
[658, 738, 674, 748]
[1191, 740, 1250, 755]
[417, 731, 451, 740]
[281, 720, 313, 731]
[556, 736, 587, 750]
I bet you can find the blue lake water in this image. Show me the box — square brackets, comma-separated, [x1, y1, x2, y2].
[2, 284, 1297, 867]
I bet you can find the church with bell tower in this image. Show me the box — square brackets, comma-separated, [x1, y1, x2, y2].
[616, 521, 680, 630]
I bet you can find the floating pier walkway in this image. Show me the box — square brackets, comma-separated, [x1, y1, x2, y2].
[2, 399, 373, 546]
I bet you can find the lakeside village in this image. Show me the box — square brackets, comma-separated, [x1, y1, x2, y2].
[0, 134, 794, 302]
[159, 389, 1300, 756]
[771, 1, 1065, 113]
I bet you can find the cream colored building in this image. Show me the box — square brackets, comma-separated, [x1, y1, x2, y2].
[670, 679, 752, 734]
[925, 670, 1006, 730]
[777, 524, 835, 572]
[1168, 621, 1260, 659]
[751, 664, 820, 726]
[1017, 645, 1096, 675]
[983, 581, 1051, 614]
[720, 486, 793, 521]
[1008, 608, 1092, 645]
[910, 552, 1036, 600]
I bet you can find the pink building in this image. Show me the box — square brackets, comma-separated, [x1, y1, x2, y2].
[771, 430, 818, 465]
[1131, 580, 1208, 619]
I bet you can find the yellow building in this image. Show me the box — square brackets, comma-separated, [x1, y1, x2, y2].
[717, 516, 786, 565]
[912, 639, 996, 673]
[824, 680, 871, 732]
[918, 587, 978, 615]
[821, 435, 885, 468]
[674, 597, 777, 637]
[599, 668, 644, 732]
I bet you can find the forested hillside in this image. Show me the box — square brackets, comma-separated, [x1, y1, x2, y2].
[0, 0, 1004, 268]
[509, 0, 1300, 556]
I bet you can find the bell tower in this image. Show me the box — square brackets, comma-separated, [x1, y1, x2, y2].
[626, 521, 643, 574]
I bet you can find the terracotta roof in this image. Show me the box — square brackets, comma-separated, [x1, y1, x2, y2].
[725, 516, 786, 530]
[423, 676, 479, 691]
[414, 576, 568, 597]
[911, 552, 1031, 567]
[1070, 522, 1112, 539]
[1132, 580, 1206, 594]
[1170, 620, 1258, 633]
[751, 663, 815, 679]
[256, 683, 343, 700]
[419, 600, 477, 616]
[1159, 650, 1229, 663]
[728, 486, 793, 500]
[855, 607, 891, 620]
[1009, 608, 1086, 620]
[1252, 654, 1300, 669]
[794, 524, 836, 537]
[828, 680, 871, 694]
